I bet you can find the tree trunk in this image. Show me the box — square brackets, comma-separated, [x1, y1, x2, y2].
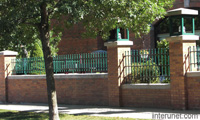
[39, 2, 60, 120]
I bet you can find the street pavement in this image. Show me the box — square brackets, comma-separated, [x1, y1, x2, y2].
[0, 103, 200, 120]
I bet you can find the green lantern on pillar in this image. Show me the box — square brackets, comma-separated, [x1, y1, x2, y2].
[167, 8, 198, 36]
[108, 27, 129, 41]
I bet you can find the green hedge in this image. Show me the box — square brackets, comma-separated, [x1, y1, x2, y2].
[132, 60, 160, 83]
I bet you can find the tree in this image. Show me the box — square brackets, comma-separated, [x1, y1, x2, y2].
[0, 0, 174, 119]
[30, 41, 43, 57]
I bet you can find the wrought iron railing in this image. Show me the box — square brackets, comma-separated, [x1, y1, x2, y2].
[185, 46, 200, 72]
[11, 52, 107, 75]
[119, 48, 170, 84]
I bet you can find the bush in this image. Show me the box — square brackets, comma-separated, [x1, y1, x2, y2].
[157, 39, 170, 82]
[132, 60, 160, 83]
[30, 42, 43, 57]
[157, 39, 169, 49]
[28, 60, 46, 75]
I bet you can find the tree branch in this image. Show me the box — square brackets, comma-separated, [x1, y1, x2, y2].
[22, 22, 39, 28]
[48, 0, 61, 15]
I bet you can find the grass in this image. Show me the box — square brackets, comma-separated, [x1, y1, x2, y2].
[0, 109, 147, 120]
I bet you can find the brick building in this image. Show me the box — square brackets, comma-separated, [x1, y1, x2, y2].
[58, 0, 200, 55]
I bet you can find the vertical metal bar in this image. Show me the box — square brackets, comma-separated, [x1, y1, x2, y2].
[136, 50, 139, 83]
[197, 46, 200, 70]
[181, 17, 184, 34]
[193, 46, 196, 68]
[96, 53, 98, 72]
[122, 53, 124, 82]
[138, 50, 141, 82]
[92, 53, 94, 72]
[189, 47, 192, 71]
[99, 53, 101, 72]
[102, 53, 104, 72]
[145, 50, 147, 83]
[161, 48, 164, 76]
[91, 53, 93, 73]
[168, 48, 170, 80]
[54, 56, 56, 74]
[117, 27, 120, 40]
[133, 50, 136, 83]
[85, 53, 88, 71]
[164, 48, 167, 77]
[124, 51, 127, 79]
[149, 49, 151, 83]
[192, 17, 195, 34]
[128, 51, 130, 81]
[88, 53, 90, 73]
[106, 53, 108, 72]
[119, 59, 121, 83]
[158, 48, 160, 79]
[83, 53, 85, 72]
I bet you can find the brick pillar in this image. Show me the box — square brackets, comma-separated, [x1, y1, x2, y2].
[105, 41, 133, 106]
[0, 50, 18, 102]
[166, 35, 199, 110]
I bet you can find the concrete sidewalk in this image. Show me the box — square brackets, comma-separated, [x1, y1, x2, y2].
[0, 103, 200, 120]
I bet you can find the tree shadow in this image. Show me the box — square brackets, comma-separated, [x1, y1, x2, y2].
[0, 111, 48, 120]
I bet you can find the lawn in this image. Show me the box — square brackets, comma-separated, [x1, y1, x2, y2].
[0, 109, 147, 120]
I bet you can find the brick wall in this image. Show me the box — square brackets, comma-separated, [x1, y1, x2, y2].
[189, 0, 200, 7]
[186, 74, 200, 109]
[57, 23, 106, 55]
[57, 0, 200, 55]
[173, 0, 200, 8]
[58, 25, 153, 55]
[130, 30, 154, 50]
[7, 74, 109, 106]
[0, 55, 5, 102]
[121, 85, 171, 108]
[6, 74, 173, 108]
[4, 71, 200, 110]
[173, 0, 184, 8]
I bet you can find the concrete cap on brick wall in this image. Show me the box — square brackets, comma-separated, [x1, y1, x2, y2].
[0, 50, 18, 56]
[186, 71, 200, 77]
[8, 73, 108, 79]
[104, 41, 133, 47]
[166, 35, 199, 41]
[122, 84, 170, 89]
[166, 8, 198, 16]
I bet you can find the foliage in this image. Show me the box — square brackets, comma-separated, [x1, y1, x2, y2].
[140, 50, 149, 55]
[0, 0, 174, 44]
[14, 57, 45, 75]
[30, 42, 44, 57]
[0, 0, 174, 119]
[157, 40, 170, 81]
[28, 61, 46, 75]
[132, 60, 160, 83]
[157, 39, 169, 49]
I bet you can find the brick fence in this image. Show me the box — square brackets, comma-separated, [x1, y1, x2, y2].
[2, 72, 200, 110]
[6, 73, 173, 109]
[7, 74, 109, 106]
[1, 35, 200, 110]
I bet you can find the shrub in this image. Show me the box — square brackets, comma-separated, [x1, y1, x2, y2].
[132, 60, 160, 83]
[157, 39, 170, 82]
[30, 42, 43, 57]
[157, 39, 169, 49]
[28, 60, 46, 75]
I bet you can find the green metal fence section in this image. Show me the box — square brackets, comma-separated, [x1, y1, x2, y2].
[121, 48, 170, 83]
[11, 52, 107, 75]
[188, 46, 200, 71]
